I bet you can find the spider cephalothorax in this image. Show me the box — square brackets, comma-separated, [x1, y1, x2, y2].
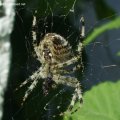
[17, 11, 85, 113]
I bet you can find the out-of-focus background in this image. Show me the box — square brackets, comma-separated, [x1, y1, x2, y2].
[1, 0, 120, 120]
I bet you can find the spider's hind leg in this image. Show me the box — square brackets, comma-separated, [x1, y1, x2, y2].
[69, 82, 83, 112]
[53, 75, 83, 112]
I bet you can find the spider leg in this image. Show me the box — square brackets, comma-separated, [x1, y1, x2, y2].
[15, 67, 42, 91]
[21, 78, 39, 105]
[52, 55, 81, 69]
[69, 82, 83, 112]
[21, 67, 42, 105]
[32, 10, 38, 54]
[15, 79, 31, 91]
[53, 75, 83, 111]
[53, 64, 81, 74]
[80, 16, 85, 40]
[76, 16, 85, 55]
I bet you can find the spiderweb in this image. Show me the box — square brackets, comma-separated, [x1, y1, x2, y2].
[2, 0, 120, 120]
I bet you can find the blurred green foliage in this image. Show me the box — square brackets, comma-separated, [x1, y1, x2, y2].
[63, 81, 120, 120]
[116, 51, 120, 56]
[83, 17, 120, 46]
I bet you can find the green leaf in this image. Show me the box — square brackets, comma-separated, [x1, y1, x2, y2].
[116, 51, 120, 56]
[63, 80, 120, 120]
[83, 17, 120, 46]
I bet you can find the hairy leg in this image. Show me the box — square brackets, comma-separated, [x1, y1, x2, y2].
[80, 17, 85, 40]
[76, 16, 85, 55]
[52, 64, 82, 74]
[32, 10, 38, 54]
[20, 67, 42, 105]
[16, 67, 42, 91]
[21, 77, 39, 105]
[53, 75, 83, 110]
[52, 54, 81, 69]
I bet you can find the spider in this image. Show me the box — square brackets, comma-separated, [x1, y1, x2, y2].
[16, 11, 85, 112]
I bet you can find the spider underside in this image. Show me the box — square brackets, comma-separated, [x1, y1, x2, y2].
[17, 11, 85, 114]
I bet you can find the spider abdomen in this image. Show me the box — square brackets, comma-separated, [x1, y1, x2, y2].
[39, 33, 73, 64]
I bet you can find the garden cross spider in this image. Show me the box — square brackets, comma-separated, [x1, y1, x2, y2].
[17, 11, 85, 112]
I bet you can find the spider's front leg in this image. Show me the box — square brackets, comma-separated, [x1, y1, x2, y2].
[80, 17, 85, 41]
[32, 10, 39, 54]
[76, 16, 85, 54]
[53, 75, 83, 111]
